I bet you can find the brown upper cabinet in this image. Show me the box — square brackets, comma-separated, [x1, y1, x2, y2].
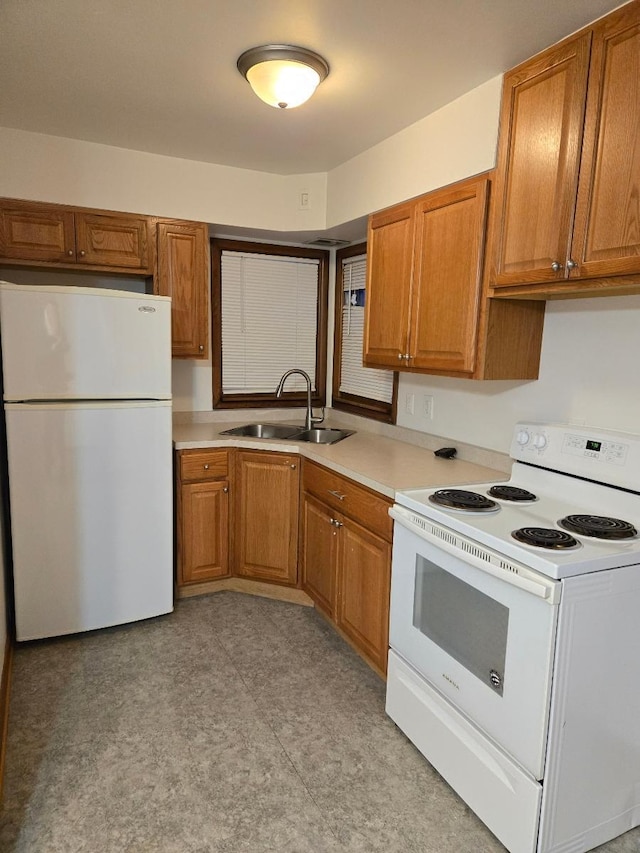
[364, 173, 545, 379]
[0, 199, 152, 272]
[491, 0, 640, 297]
[156, 220, 209, 359]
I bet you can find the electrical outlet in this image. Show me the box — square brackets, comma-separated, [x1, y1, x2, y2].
[299, 190, 310, 210]
[405, 393, 415, 415]
[424, 394, 434, 420]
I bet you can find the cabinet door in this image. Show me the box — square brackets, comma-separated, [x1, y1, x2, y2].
[75, 212, 152, 271]
[410, 177, 489, 374]
[0, 201, 75, 262]
[336, 516, 391, 675]
[363, 202, 414, 367]
[157, 221, 209, 358]
[235, 451, 300, 584]
[571, 3, 640, 279]
[300, 493, 338, 617]
[178, 480, 230, 584]
[492, 32, 592, 287]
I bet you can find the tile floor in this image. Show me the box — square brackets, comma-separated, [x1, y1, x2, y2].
[0, 592, 638, 852]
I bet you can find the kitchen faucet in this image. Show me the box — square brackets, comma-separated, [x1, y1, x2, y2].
[275, 369, 324, 431]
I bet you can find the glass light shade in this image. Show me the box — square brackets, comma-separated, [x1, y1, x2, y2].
[246, 59, 321, 109]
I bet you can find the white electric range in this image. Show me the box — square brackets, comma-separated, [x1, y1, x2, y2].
[386, 422, 640, 853]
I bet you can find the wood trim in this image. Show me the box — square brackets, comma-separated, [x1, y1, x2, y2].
[0, 640, 13, 803]
[332, 242, 398, 423]
[176, 576, 314, 605]
[489, 274, 640, 300]
[211, 237, 329, 410]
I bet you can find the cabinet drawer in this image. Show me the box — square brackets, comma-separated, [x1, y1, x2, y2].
[179, 449, 228, 482]
[302, 460, 392, 541]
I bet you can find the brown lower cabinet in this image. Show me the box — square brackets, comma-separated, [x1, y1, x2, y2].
[300, 459, 392, 675]
[176, 449, 392, 676]
[176, 449, 231, 585]
[176, 447, 300, 588]
[234, 449, 300, 585]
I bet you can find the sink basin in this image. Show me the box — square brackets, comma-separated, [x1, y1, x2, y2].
[294, 428, 355, 444]
[219, 423, 301, 439]
[219, 423, 355, 444]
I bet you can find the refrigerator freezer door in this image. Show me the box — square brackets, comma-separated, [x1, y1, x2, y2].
[0, 283, 171, 401]
[5, 401, 173, 640]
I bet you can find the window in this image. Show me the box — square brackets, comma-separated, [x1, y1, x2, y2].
[332, 243, 397, 422]
[211, 239, 329, 409]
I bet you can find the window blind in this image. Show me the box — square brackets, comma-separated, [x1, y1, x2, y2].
[221, 251, 319, 394]
[339, 255, 394, 404]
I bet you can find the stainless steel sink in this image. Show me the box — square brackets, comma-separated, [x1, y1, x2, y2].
[293, 428, 355, 444]
[219, 423, 355, 444]
[219, 423, 302, 439]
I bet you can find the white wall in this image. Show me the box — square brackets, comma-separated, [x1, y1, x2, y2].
[0, 127, 327, 233]
[397, 295, 640, 452]
[326, 76, 503, 223]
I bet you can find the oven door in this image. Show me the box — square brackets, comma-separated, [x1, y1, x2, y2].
[389, 505, 561, 780]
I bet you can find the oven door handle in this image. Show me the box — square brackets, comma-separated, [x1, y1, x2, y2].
[390, 505, 561, 604]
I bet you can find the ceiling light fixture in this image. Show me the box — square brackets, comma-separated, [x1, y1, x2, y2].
[237, 44, 329, 110]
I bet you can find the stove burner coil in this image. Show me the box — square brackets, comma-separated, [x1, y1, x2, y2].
[487, 485, 537, 502]
[428, 489, 498, 512]
[512, 527, 580, 549]
[558, 514, 637, 540]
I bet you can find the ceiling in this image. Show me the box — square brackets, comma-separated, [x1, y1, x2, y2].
[0, 0, 624, 177]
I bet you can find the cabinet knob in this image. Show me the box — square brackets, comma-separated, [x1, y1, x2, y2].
[67, 249, 73, 256]
[290, 463, 297, 469]
[203, 464, 209, 469]
[566, 259, 578, 270]
[397, 353, 403, 360]
[79, 250, 86, 257]
[222, 486, 229, 493]
[551, 261, 563, 272]
[199, 344, 204, 352]
[331, 519, 343, 528]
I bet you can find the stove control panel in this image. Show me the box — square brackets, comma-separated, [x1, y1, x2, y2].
[562, 433, 628, 465]
[511, 422, 640, 493]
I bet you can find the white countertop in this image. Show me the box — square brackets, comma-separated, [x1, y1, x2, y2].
[173, 420, 508, 499]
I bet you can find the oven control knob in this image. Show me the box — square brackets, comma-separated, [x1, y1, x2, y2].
[489, 669, 503, 690]
[516, 429, 530, 446]
[532, 433, 547, 450]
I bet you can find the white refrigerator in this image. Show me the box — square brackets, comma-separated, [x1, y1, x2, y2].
[0, 282, 174, 641]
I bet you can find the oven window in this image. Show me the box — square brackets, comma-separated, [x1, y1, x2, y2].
[413, 556, 509, 695]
